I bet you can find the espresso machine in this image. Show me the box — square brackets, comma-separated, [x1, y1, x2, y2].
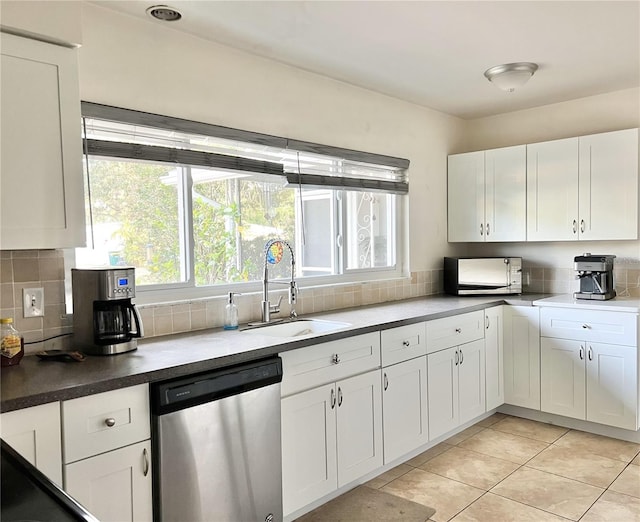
[72, 268, 144, 355]
[574, 254, 616, 300]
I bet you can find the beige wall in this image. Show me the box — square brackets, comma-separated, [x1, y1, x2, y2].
[78, 3, 466, 273]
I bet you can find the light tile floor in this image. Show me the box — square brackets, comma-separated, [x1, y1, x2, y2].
[363, 414, 640, 522]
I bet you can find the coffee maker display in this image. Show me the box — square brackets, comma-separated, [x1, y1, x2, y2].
[72, 268, 144, 355]
[574, 254, 616, 301]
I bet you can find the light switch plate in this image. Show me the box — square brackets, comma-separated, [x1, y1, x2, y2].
[23, 287, 44, 318]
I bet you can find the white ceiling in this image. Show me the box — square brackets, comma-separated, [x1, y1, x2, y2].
[90, 1, 640, 119]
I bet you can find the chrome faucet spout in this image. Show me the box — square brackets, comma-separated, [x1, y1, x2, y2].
[261, 239, 297, 323]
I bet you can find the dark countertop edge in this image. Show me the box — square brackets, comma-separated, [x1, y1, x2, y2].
[0, 294, 544, 413]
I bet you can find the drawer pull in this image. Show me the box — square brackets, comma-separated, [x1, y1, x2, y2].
[402, 340, 410, 347]
[582, 324, 591, 329]
[331, 354, 340, 364]
[143, 448, 150, 477]
[455, 328, 461, 334]
[104, 418, 116, 428]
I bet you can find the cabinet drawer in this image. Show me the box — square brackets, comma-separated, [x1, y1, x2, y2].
[280, 332, 381, 396]
[62, 384, 150, 464]
[426, 311, 484, 353]
[381, 322, 427, 366]
[540, 307, 638, 346]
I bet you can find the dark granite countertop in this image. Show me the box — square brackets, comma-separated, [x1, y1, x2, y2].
[0, 294, 545, 413]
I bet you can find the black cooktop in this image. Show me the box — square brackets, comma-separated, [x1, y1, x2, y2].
[1, 439, 98, 522]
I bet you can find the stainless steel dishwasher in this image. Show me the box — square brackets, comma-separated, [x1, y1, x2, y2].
[151, 356, 283, 522]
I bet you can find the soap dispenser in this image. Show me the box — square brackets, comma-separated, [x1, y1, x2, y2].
[224, 292, 239, 330]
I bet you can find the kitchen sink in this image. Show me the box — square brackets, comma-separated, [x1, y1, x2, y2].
[245, 319, 351, 338]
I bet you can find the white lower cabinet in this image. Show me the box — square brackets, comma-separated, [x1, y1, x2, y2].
[503, 306, 540, 409]
[427, 339, 485, 440]
[0, 402, 63, 486]
[281, 369, 382, 516]
[65, 440, 152, 522]
[541, 338, 638, 430]
[485, 306, 504, 410]
[62, 384, 152, 522]
[381, 356, 428, 463]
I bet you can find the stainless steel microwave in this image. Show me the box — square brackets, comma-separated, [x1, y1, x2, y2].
[444, 257, 522, 296]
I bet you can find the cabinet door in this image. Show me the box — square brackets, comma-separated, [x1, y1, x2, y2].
[485, 145, 527, 242]
[336, 370, 383, 487]
[504, 306, 540, 409]
[458, 339, 486, 425]
[448, 151, 485, 242]
[586, 343, 638, 430]
[427, 347, 458, 440]
[484, 306, 504, 411]
[64, 440, 152, 522]
[382, 357, 428, 463]
[527, 137, 579, 241]
[579, 129, 638, 240]
[540, 338, 586, 420]
[0, 402, 62, 486]
[0, 33, 85, 249]
[281, 383, 337, 515]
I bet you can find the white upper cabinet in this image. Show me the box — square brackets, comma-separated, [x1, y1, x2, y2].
[527, 129, 638, 241]
[0, 33, 85, 249]
[527, 137, 579, 241]
[578, 128, 638, 240]
[448, 146, 527, 242]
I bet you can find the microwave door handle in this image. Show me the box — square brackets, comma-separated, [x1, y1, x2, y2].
[129, 303, 144, 338]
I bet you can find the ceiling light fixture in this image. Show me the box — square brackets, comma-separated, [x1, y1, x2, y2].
[484, 62, 539, 93]
[146, 5, 183, 22]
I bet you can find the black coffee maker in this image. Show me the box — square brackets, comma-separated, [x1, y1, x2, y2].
[72, 268, 143, 355]
[574, 254, 616, 300]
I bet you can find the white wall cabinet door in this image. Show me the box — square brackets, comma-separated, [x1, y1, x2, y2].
[448, 151, 485, 242]
[504, 306, 540, 410]
[336, 370, 383, 486]
[0, 33, 85, 249]
[382, 357, 428, 464]
[484, 145, 527, 242]
[427, 347, 458, 440]
[485, 306, 504, 411]
[64, 440, 152, 522]
[578, 128, 638, 240]
[0, 402, 63, 486]
[586, 342, 637, 430]
[457, 339, 486, 425]
[281, 383, 337, 516]
[540, 338, 586, 420]
[527, 137, 579, 241]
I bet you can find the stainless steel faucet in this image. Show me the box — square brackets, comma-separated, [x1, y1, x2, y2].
[261, 239, 297, 323]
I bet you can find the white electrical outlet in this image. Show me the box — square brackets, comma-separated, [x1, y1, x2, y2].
[23, 287, 44, 318]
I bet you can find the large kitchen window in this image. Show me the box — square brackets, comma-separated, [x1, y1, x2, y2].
[77, 103, 409, 298]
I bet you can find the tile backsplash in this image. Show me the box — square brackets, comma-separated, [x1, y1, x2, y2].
[2, 249, 639, 350]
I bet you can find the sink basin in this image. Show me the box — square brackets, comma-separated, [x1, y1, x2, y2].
[246, 319, 351, 338]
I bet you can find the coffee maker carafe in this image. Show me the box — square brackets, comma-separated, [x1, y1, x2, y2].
[574, 254, 616, 301]
[72, 268, 143, 355]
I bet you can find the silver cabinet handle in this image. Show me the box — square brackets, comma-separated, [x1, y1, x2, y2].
[460, 349, 464, 365]
[330, 388, 336, 409]
[486, 223, 490, 236]
[580, 219, 585, 233]
[383, 373, 389, 391]
[337, 387, 343, 407]
[572, 220, 577, 234]
[143, 448, 149, 477]
[485, 315, 490, 330]
[582, 324, 591, 329]
[105, 418, 116, 428]
[588, 347, 593, 361]
[402, 340, 410, 347]
[454, 349, 459, 366]
[579, 346, 584, 360]
[455, 328, 461, 334]
[332, 353, 340, 364]
[480, 223, 484, 236]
